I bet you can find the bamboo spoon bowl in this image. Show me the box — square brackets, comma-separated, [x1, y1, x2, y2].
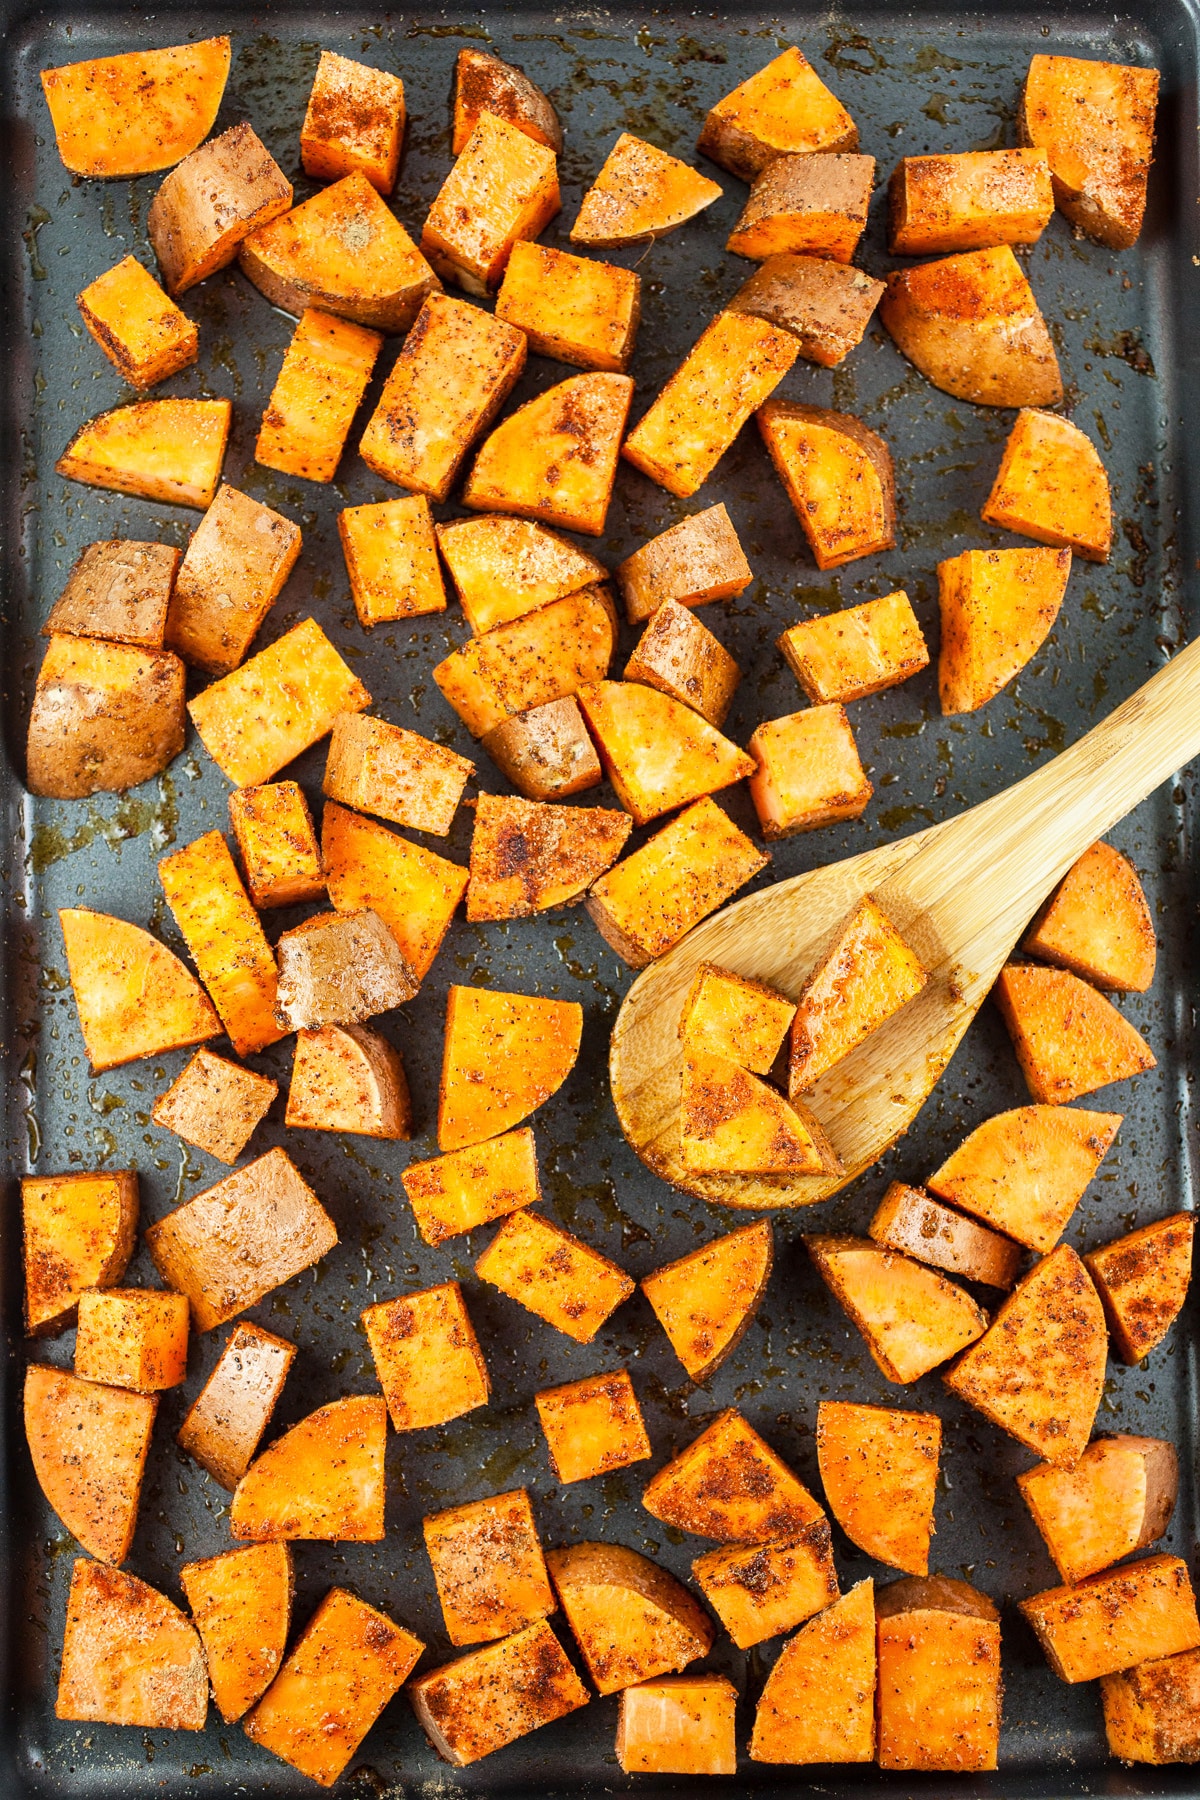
[609, 637, 1200, 1210]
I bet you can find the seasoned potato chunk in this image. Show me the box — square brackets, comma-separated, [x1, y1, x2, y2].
[578, 678, 754, 825]
[868, 1183, 1023, 1289]
[548, 1542, 713, 1693]
[1022, 1556, 1200, 1684]
[982, 407, 1112, 561]
[889, 148, 1053, 255]
[44, 539, 178, 649]
[158, 828, 284, 1056]
[75, 1287, 188, 1392]
[148, 123, 292, 295]
[482, 697, 602, 800]
[750, 1580, 875, 1764]
[25, 1365, 155, 1564]
[880, 245, 1062, 407]
[77, 254, 197, 388]
[56, 1560, 206, 1730]
[27, 633, 185, 800]
[625, 598, 740, 726]
[363, 1281, 490, 1431]
[618, 503, 752, 627]
[534, 1368, 651, 1484]
[467, 793, 630, 921]
[322, 800, 469, 982]
[876, 1576, 1001, 1770]
[176, 1321, 296, 1489]
[181, 1543, 292, 1724]
[23, 1169, 137, 1336]
[572, 132, 722, 245]
[758, 401, 895, 568]
[1024, 839, 1154, 989]
[339, 494, 447, 624]
[1102, 1649, 1200, 1764]
[324, 712, 472, 837]
[816, 1401, 940, 1575]
[680, 1048, 840, 1176]
[274, 909, 418, 1030]
[790, 896, 927, 1092]
[422, 110, 559, 294]
[729, 153, 873, 261]
[698, 46, 858, 180]
[993, 961, 1156, 1104]
[464, 372, 634, 536]
[153, 1049, 277, 1164]
[728, 253, 884, 366]
[779, 590, 928, 704]
[409, 1621, 588, 1766]
[927, 1103, 1121, 1252]
[439, 985, 582, 1151]
[41, 37, 230, 178]
[1085, 1213, 1193, 1363]
[1018, 1436, 1178, 1585]
[938, 545, 1071, 713]
[231, 1395, 386, 1542]
[618, 1674, 737, 1775]
[806, 1236, 987, 1384]
[435, 583, 618, 738]
[693, 1523, 838, 1648]
[437, 513, 606, 636]
[56, 396, 231, 509]
[1019, 53, 1160, 248]
[748, 703, 873, 838]
[642, 1407, 822, 1542]
[680, 966, 794, 1074]
[228, 781, 325, 911]
[452, 47, 562, 155]
[402, 1129, 541, 1246]
[255, 308, 382, 484]
[60, 907, 218, 1072]
[300, 51, 405, 194]
[476, 1208, 634, 1342]
[285, 1023, 410, 1140]
[497, 241, 640, 371]
[424, 1488, 555, 1645]
[641, 1220, 773, 1382]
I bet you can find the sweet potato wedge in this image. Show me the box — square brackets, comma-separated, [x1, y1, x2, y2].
[300, 51, 405, 194]
[1024, 839, 1154, 990]
[230, 1395, 386, 1542]
[176, 1321, 296, 1488]
[409, 1621, 588, 1766]
[1019, 53, 1160, 248]
[618, 1674, 738, 1775]
[25, 1364, 155, 1564]
[926, 1104, 1121, 1252]
[435, 583, 618, 738]
[285, 1023, 410, 1139]
[59, 906, 218, 1071]
[424, 1488, 555, 1645]
[625, 598, 740, 726]
[467, 793, 630, 921]
[475, 1208, 634, 1343]
[680, 966, 794, 1074]
[758, 400, 895, 569]
[153, 1049, 277, 1164]
[77, 255, 197, 388]
[274, 908, 418, 1030]
[1086, 1213, 1193, 1363]
[453, 46, 562, 155]
[889, 148, 1053, 255]
[806, 1236, 988, 1383]
[750, 1580, 875, 1764]
[41, 36, 230, 178]
[228, 781, 325, 911]
[680, 1048, 840, 1176]
[321, 800, 468, 981]
[790, 896, 928, 1092]
[729, 152, 873, 261]
[571, 132, 722, 245]
[158, 829, 284, 1056]
[56, 397, 231, 509]
[1022, 1555, 1200, 1684]
[578, 678, 755, 825]
[422, 111, 560, 295]
[362, 1281, 490, 1431]
[1102, 1649, 1200, 1763]
[23, 1170, 137, 1336]
[438, 985, 582, 1150]
[982, 407, 1112, 561]
[339, 494, 447, 625]
[617, 502, 752, 626]
[748, 703, 873, 839]
[181, 1543, 293, 1724]
[496, 240, 640, 371]
[75, 1287, 188, 1392]
[642, 1220, 773, 1383]
[728, 253, 884, 366]
[943, 1242, 1106, 1464]
[876, 1576, 1001, 1770]
[880, 244, 1062, 407]
[534, 1368, 651, 1484]
[698, 46, 858, 179]
[1018, 1435, 1178, 1585]
[56, 1561, 206, 1730]
[993, 961, 1156, 1104]
[482, 697, 602, 800]
[548, 1542, 713, 1694]
[816, 1401, 940, 1576]
[779, 590, 928, 704]
[868, 1183, 1023, 1289]
[938, 544, 1071, 713]
[402, 1128, 541, 1247]
[27, 633, 185, 800]
[148, 123, 292, 295]
[324, 713, 472, 837]
[641, 1407, 823, 1543]
[44, 539, 178, 648]
[255, 308, 383, 484]
[436, 513, 606, 636]
[464, 372, 633, 536]
[693, 1523, 838, 1649]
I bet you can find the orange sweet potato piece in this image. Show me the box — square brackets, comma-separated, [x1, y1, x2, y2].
[255, 308, 383, 484]
[876, 1575, 1001, 1770]
[148, 124, 292, 295]
[300, 51, 405, 194]
[1018, 1435, 1178, 1585]
[435, 584, 618, 738]
[1085, 1213, 1193, 1363]
[624, 598, 740, 726]
[1024, 840, 1154, 990]
[578, 678, 754, 825]
[617, 502, 752, 626]
[693, 1523, 838, 1648]
[324, 713, 472, 837]
[467, 793, 630, 921]
[994, 961, 1156, 1104]
[680, 966, 794, 1074]
[228, 781, 325, 911]
[534, 1368, 651, 1484]
[868, 1183, 1023, 1289]
[23, 1170, 137, 1336]
[27, 632, 185, 799]
[438, 985, 582, 1150]
[409, 1621, 588, 1766]
[482, 697, 603, 800]
[452, 47, 562, 156]
[153, 1048, 277, 1164]
[402, 1128, 541, 1246]
[641, 1407, 823, 1543]
[806, 1237, 988, 1383]
[572, 132, 721, 246]
[273, 908, 418, 1030]
[321, 801, 468, 980]
[363, 1281, 490, 1431]
[56, 1561, 206, 1729]
[816, 1401, 940, 1576]
[158, 829, 284, 1056]
[422, 111, 560, 295]
[618, 1674, 738, 1775]
[496, 240, 641, 371]
[424, 1488, 555, 1645]
[181, 1542, 293, 1724]
[25, 1364, 156, 1564]
[1102, 1649, 1200, 1763]
[779, 590, 928, 704]
[230, 1395, 386, 1542]
[41, 36, 230, 177]
[758, 401, 895, 569]
[176, 1320, 296, 1489]
[641, 1219, 773, 1383]
[880, 244, 1062, 407]
[790, 896, 928, 1092]
[750, 1580, 875, 1764]
[728, 152, 873, 261]
[982, 407, 1112, 561]
[728, 253, 884, 367]
[286, 1023, 410, 1139]
[1019, 54, 1160, 249]
[1022, 1555, 1200, 1683]
[75, 1287, 188, 1392]
[339, 494, 447, 624]
[475, 1208, 634, 1343]
[889, 148, 1053, 255]
[60, 907, 219, 1072]
[938, 545, 1071, 713]
[56, 397, 231, 510]
[548, 1542, 713, 1694]
[680, 1048, 840, 1176]
[43, 539, 178, 648]
[927, 1104, 1122, 1251]
[748, 703, 872, 839]
[464, 372, 633, 536]
[437, 513, 607, 636]
[698, 46, 858, 180]
[77, 255, 197, 388]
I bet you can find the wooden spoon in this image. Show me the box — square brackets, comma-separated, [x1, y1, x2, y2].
[610, 637, 1200, 1211]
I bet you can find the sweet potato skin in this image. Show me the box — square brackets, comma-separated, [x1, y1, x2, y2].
[153, 1048, 277, 1165]
[880, 244, 1062, 407]
[482, 698, 603, 800]
[44, 540, 178, 648]
[453, 47, 562, 155]
[728, 253, 884, 367]
[1085, 1212, 1193, 1363]
[571, 132, 722, 247]
[148, 123, 292, 295]
[869, 1183, 1023, 1289]
[25, 1364, 157, 1564]
[273, 908, 419, 1031]
[728, 153, 873, 262]
[423, 1488, 555, 1645]
[534, 1367, 651, 1483]
[625, 598, 741, 726]
[176, 1320, 296, 1489]
[617, 502, 752, 626]
[1021, 1555, 1200, 1684]
[27, 633, 185, 799]
[23, 1170, 138, 1336]
[41, 37, 231, 178]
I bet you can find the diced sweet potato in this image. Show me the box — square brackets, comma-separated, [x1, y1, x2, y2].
[880, 245, 1062, 407]
[816, 1401, 940, 1576]
[44, 540, 178, 648]
[339, 494, 447, 624]
[1086, 1213, 1193, 1364]
[321, 800, 468, 981]
[453, 47, 562, 155]
[496, 241, 640, 371]
[23, 1170, 137, 1336]
[324, 713, 472, 837]
[158, 829, 284, 1056]
[927, 1104, 1121, 1252]
[167, 482, 303, 675]
[1102, 1649, 1200, 1764]
[27, 632, 185, 800]
[146, 1147, 338, 1332]
[869, 1183, 1022, 1289]
[548, 1542, 713, 1694]
[423, 111, 559, 295]
[993, 962, 1156, 1104]
[698, 46, 858, 180]
[246, 1588, 423, 1787]
[77, 255, 198, 388]
[188, 617, 370, 789]
[625, 598, 740, 726]
[748, 704, 873, 839]
[274, 908, 418, 1030]
[729, 153, 873, 261]
[642, 1220, 773, 1383]
[467, 793, 630, 922]
[1019, 54, 1160, 249]
[1022, 1555, 1200, 1684]
[938, 545, 1071, 713]
[680, 966, 794, 1075]
[147, 122, 292, 293]
[482, 697, 602, 800]
[587, 795, 768, 966]
[534, 1368, 651, 1484]
[56, 1561, 206, 1730]
[779, 591, 928, 704]
[240, 171, 438, 332]
[982, 407, 1112, 561]
[807, 1234, 990, 1384]
[435, 583, 617, 738]
[618, 1674, 738, 1775]
[465, 372, 633, 536]
[476, 1208, 634, 1343]
[75, 1287, 188, 1392]
[409, 1621, 588, 1766]
[758, 401, 895, 569]
[181, 1543, 293, 1724]
[1024, 840, 1154, 990]
[728, 253, 884, 367]
[750, 1580, 875, 1764]
[943, 1242, 1106, 1464]
[437, 513, 607, 636]
[439, 985, 582, 1151]
[286, 1023, 410, 1139]
[228, 781, 325, 910]
[231, 1395, 386, 1542]
[571, 132, 722, 245]
[680, 1048, 840, 1176]
[618, 502, 752, 626]
[693, 1523, 838, 1648]
[578, 679, 754, 825]
[363, 1281, 490, 1431]
[359, 293, 526, 501]
[300, 51, 405, 194]
[623, 311, 799, 499]
[790, 896, 927, 1092]
[60, 907, 219, 1072]
[1018, 1436, 1178, 1586]
[424, 1488, 555, 1645]
[402, 1129, 540, 1246]
[153, 1049, 277, 1165]
[41, 36, 230, 177]
[176, 1321, 296, 1488]
[25, 1365, 155, 1564]
[642, 1407, 823, 1543]
[56, 396, 231, 508]
[889, 148, 1054, 255]
[876, 1575, 1001, 1770]
[256, 308, 383, 484]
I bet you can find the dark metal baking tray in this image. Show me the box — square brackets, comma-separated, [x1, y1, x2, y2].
[0, 0, 1196, 1793]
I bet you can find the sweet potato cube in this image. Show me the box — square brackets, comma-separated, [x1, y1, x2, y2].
[339, 494, 447, 625]
[939, 545, 1071, 713]
[23, 1170, 137, 1336]
[467, 793, 630, 921]
[41, 36, 231, 178]
[779, 591, 928, 704]
[587, 796, 769, 966]
[889, 148, 1054, 255]
[642, 1220, 773, 1383]
[680, 966, 794, 1075]
[869, 1183, 1023, 1289]
[77, 255, 198, 388]
[1022, 1555, 1200, 1684]
[228, 781, 325, 911]
[750, 1579, 875, 1764]
[1102, 1649, 1200, 1764]
[943, 1242, 1106, 1464]
[618, 1674, 738, 1775]
[548, 1542, 713, 1694]
[422, 111, 559, 295]
[759, 401, 895, 569]
[181, 1543, 293, 1724]
[475, 1209, 633, 1343]
[56, 1561, 206, 1730]
[321, 801, 468, 981]
[496, 240, 640, 372]
[424, 1487, 555, 1645]
[437, 513, 607, 636]
[246, 1588, 423, 1787]
[44, 539, 178, 648]
[790, 896, 927, 1092]
[153, 1049, 277, 1164]
[166, 485, 301, 676]
[188, 617, 370, 789]
[148, 123, 292, 295]
[880, 245, 1062, 408]
[927, 1104, 1122, 1252]
[146, 1147, 338, 1332]
[27, 632, 185, 800]
[1019, 54, 1160, 249]
[274, 909, 418, 1030]
[60, 907, 219, 1072]
[439, 985, 582, 1150]
[286, 1023, 410, 1139]
[1086, 1213, 1193, 1364]
[300, 51, 405, 194]
[572, 131, 721, 246]
[994, 962, 1156, 1104]
[465, 372, 633, 537]
[25, 1365, 155, 1564]
[1018, 1435, 1178, 1586]
[642, 1407, 823, 1543]
[239, 171, 439, 333]
[482, 698, 602, 800]
[231, 1395, 386, 1542]
[535, 1368, 651, 1483]
[434, 583, 618, 738]
[1024, 839, 1154, 990]
[56, 396, 231, 510]
[816, 1401, 940, 1576]
[453, 47, 562, 156]
[805, 1236, 988, 1384]
[176, 1321, 296, 1488]
[876, 1576, 1001, 1770]
[359, 294, 525, 501]
[748, 704, 873, 839]
[324, 713, 472, 837]
[729, 152, 873, 262]
[402, 1129, 540, 1246]
[75, 1287, 188, 1392]
[363, 1281, 490, 1431]
[983, 406, 1112, 562]
[158, 829, 284, 1056]
[693, 1523, 838, 1648]
[623, 311, 798, 499]
[256, 308, 383, 484]
[618, 504, 752, 628]
[680, 1048, 840, 1176]
[698, 45, 858, 180]
[625, 598, 740, 726]
[729, 253, 884, 367]
[578, 679, 754, 825]
[409, 1621, 588, 1766]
